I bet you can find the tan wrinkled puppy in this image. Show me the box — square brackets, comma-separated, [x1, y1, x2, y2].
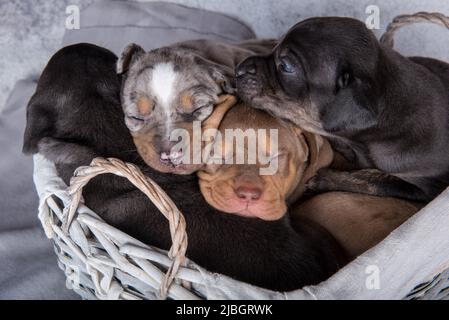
[198, 103, 420, 258]
[198, 103, 332, 220]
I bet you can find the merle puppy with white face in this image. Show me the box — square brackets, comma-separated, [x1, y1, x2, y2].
[236, 17, 449, 202]
[119, 39, 275, 174]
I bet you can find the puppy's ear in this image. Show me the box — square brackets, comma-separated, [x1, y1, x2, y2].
[117, 43, 145, 74]
[22, 97, 55, 154]
[194, 55, 236, 94]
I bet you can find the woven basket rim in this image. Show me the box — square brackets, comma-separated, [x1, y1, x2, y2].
[34, 153, 449, 300]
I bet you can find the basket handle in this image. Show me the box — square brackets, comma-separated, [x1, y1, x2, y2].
[62, 157, 188, 299]
[380, 12, 449, 48]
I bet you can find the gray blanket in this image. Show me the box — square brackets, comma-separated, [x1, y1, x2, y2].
[0, 0, 254, 299]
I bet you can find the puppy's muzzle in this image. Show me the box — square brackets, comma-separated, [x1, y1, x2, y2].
[236, 56, 267, 100]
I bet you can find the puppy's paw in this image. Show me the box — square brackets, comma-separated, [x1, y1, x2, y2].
[304, 169, 335, 195]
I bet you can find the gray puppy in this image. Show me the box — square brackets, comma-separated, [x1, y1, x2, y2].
[236, 17, 449, 203]
[118, 39, 275, 174]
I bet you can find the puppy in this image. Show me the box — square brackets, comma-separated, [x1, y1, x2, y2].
[23, 43, 346, 291]
[292, 192, 422, 259]
[198, 103, 333, 220]
[198, 104, 420, 258]
[119, 39, 276, 175]
[236, 17, 449, 202]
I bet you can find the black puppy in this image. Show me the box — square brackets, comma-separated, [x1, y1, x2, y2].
[236, 17, 449, 203]
[23, 43, 346, 292]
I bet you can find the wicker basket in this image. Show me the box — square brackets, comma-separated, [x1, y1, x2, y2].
[33, 12, 449, 300]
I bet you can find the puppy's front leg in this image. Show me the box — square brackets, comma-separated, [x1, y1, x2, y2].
[37, 137, 97, 166]
[306, 168, 430, 202]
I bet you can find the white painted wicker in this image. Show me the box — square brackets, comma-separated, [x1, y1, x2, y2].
[32, 12, 449, 300]
[34, 154, 449, 300]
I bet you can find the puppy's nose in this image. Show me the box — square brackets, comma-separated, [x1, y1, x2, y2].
[235, 186, 262, 201]
[236, 58, 257, 78]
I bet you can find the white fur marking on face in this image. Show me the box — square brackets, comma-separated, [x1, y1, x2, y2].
[150, 62, 178, 133]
